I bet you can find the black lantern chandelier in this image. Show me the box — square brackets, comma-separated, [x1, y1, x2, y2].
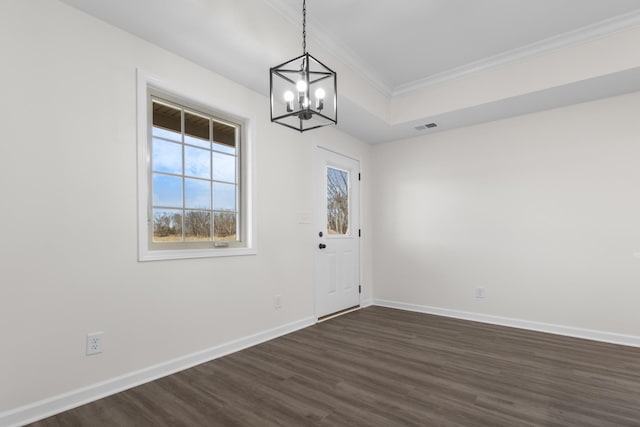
[270, 0, 337, 132]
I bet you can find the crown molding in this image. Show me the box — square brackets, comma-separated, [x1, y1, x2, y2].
[263, 1, 640, 99]
[393, 8, 640, 96]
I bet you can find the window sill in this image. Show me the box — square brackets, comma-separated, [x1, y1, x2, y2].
[139, 247, 257, 262]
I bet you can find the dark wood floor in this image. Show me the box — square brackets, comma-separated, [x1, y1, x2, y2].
[29, 307, 640, 426]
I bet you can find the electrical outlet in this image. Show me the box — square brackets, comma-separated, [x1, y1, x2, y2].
[87, 332, 104, 355]
[274, 294, 282, 309]
[475, 287, 485, 299]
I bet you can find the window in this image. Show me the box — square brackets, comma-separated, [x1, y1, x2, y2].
[137, 73, 254, 260]
[326, 166, 350, 235]
[150, 98, 240, 246]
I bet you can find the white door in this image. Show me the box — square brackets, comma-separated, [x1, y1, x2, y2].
[314, 146, 360, 318]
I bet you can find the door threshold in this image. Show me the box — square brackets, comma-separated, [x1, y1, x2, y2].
[317, 305, 360, 322]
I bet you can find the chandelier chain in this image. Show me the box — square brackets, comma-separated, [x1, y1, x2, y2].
[302, 0, 307, 54]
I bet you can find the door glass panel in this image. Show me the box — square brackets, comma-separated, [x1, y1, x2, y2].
[326, 166, 349, 235]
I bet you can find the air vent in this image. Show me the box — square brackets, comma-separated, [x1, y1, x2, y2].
[415, 123, 437, 131]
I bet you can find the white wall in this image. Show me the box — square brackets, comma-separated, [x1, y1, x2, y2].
[0, 0, 371, 417]
[373, 91, 640, 337]
[3, 0, 639, 422]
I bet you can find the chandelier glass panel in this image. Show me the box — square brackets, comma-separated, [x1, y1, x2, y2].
[270, 0, 337, 132]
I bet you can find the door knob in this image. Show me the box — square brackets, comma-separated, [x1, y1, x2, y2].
[319, 243, 327, 249]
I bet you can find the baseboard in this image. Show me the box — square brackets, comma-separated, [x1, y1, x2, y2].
[0, 316, 315, 427]
[7, 301, 639, 426]
[360, 298, 374, 308]
[374, 299, 640, 348]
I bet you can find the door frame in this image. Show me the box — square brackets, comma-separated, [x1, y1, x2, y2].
[313, 145, 362, 321]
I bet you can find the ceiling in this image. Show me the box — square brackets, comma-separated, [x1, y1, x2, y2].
[267, 0, 640, 94]
[59, 0, 640, 143]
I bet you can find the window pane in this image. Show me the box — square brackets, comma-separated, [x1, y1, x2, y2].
[185, 135, 210, 149]
[152, 139, 182, 174]
[153, 174, 182, 208]
[185, 112, 209, 140]
[327, 167, 349, 235]
[213, 120, 236, 150]
[213, 182, 236, 211]
[212, 142, 236, 155]
[185, 178, 211, 209]
[184, 210, 211, 241]
[153, 102, 181, 135]
[146, 94, 246, 254]
[184, 146, 210, 179]
[153, 209, 183, 242]
[214, 212, 237, 241]
[152, 127, 181, 142]
[212, 152, 236, 183]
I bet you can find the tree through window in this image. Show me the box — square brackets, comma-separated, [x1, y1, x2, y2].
[326, 167, 349, 235]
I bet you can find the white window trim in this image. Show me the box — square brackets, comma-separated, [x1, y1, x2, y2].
[136, 69, 257, 261]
